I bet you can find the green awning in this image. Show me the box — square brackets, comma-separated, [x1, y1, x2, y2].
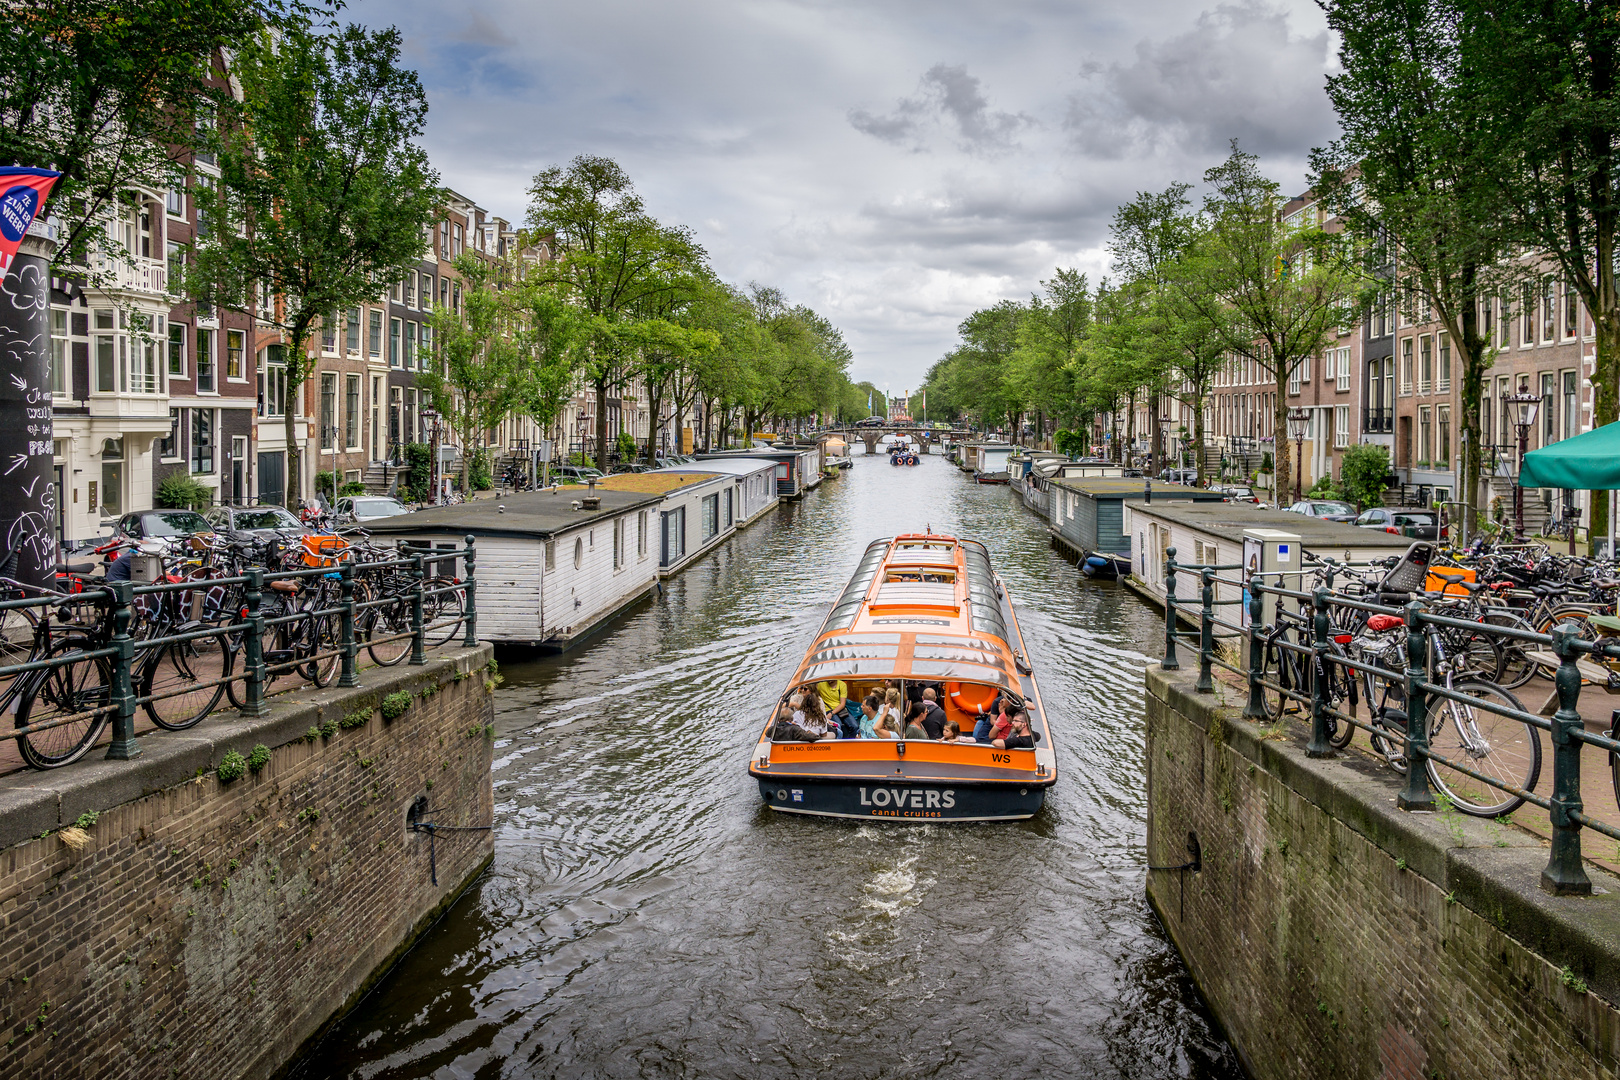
[1519, 421, 1620, 490]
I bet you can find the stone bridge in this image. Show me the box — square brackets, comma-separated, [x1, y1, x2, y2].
[817, 426, 974, 455]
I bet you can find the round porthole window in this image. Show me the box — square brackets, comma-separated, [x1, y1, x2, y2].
[574, 537, 584, 569]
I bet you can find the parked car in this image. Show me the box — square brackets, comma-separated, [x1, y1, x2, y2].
[113, 509, 215, 544]
[204, 504, 307, 543]
[855, 417, 885, 427]
[554, 464, 605, 484]
[1286, 499, 1358, 523]
[1220, 485, 1260, 504]
[1158, 467, 1199, 484]
[333, 496, 411, 524]
[1355, 506, 1441, 539]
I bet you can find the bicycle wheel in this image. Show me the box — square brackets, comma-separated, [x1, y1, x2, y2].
[363, 595, 412, 666]
[1261, 640, 1306, 722]
[1425, 680, 1541, 817]
[1480, 609, 1538, 690]
[302, 614, 342, 687]
[1325, 643, 1356, 749]
[141, 626, 231, 730]
[422, 577, 465, 647]
[0, 604, 38, 672]
[15, 639, 113, 769]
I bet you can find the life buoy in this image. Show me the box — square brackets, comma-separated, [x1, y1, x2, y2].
[944, 681, 999, 729]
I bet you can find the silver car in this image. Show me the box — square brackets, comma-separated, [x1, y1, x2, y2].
[334, 495, 412, 523]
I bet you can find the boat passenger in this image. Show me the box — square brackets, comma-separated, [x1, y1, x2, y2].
[771, 704, 826, 743]
[879, 711, 906, 739]
[938, 719, 962, 742]
[800, 694, 839, 740]
[882, 687, 905, 730]
[787, 692, 806, 724]
[981, 702, 1015, 745]
[919, 690, 947, 739]
[858, 695, 885, 739]
[992, 712, 1042, 750]
[817, 679, 860, 737]
[903, 702, 930, 741]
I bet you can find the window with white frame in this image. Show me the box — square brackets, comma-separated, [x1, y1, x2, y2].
[1437, 333, 1451, 392]
[1400, 337, 1413, 393]
[1521, 282, 1536, 345]
[1542, 277, 1557, 343]
[1336, 347, 1351, 392]
[1437, 405, 1451, 466]
[1419, 334, 1432, 394]
[345, 373, 360, 449]
[369, 310, 382, 357]
[346, 307, 361, 354]
[1565, 281, 1579, 339]
[1334, 405, 1349, 448]
[49, 308, 70, 397]
[258, 345, 286, 417]
[1418, 406, 1432, 464]
[190, 408, 214, 474]
[195, 326, 215, 393]
[1288, 360, 1302, 396]
[226, 329, 244, 380]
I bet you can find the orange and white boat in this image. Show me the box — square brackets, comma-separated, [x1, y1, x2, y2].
[749, 532, 1056, 821]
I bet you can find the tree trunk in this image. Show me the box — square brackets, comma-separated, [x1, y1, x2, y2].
[282, 327, 307, 506]
[646, 381, 663, 461]
[594, 377, 608, 469]
[1148, 394, 1160, 473]
[1592, 312, 1619, 549]
[1192, 391, 1207, 488]
[1273, 365, 1291, 505]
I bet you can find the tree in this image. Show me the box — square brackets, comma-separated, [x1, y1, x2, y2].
[1341, 442, 1392, 510]
[1456, 0, 1620, 543]
[1170, 144, 1359, 493]
[1312, 0, 1515, 536]
[1008, 269, 1091, 442]
[512, 281, 583, 481]
[526, 156, 706, 466]
[419, 254, 526, 492]
[0, 0, 311, 279]
[189, 23, 438, 503]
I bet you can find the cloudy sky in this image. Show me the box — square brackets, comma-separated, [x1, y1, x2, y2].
[352, 0, 1341, 392]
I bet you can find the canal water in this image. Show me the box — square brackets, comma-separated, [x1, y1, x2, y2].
[293, 450, 1244, 1079]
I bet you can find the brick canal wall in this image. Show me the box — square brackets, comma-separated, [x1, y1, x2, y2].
[0, 644, 495, 1080]
[1146, 666, 1620, 1080]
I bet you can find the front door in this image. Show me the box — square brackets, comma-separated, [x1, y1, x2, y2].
[258, 451, 285, 507]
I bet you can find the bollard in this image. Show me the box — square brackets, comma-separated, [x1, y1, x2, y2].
[1196, 567, 1214, 694]
[240, 569, 269, 717]
[1307, 586, 1333, 758]
[338, 560, 359, 688]
[104, 582, 140, 760]
[1397, 601, 1434, 811]
[1162, 548, 1180, 670]
[1243, 576, 1267, 720]
[409, 551, 427, 666]
[463, 534, 478, 647]
[1542, 624, 1593, 895]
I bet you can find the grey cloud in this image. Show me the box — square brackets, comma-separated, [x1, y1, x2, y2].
[1065, 1, 1336, 160]
[850, 64, 1033, 154]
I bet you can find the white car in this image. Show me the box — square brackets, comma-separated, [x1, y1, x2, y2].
[335, 495, 412, 523]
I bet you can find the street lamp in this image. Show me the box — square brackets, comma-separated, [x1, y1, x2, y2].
[421, 406, 441, 504]
[1506, 387, 1541, 541]
[1286, 407, 1309, 506]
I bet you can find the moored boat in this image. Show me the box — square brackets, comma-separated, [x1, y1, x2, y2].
[749, 532, 1056, 821]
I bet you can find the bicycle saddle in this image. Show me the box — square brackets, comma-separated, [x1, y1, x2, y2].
[55, 562, 95, 575]
[1366, 613, 1405, 631]
[268, 580, 300, 594]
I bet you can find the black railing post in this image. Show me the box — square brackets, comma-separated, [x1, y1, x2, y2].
[1244, 577, 1266, 720]
[410, 550, 427, 666]
[104, 582, 140, 760]
[462, 534, 478, 647]
[1542, 624, 1593, 895]
[338, 559, 359, 688]
[241, 569, 268, 717]
[1162, 548, 1180, 670]
[1397, 601, 1434, 811]
[1196, 567, 1215, 693]
[1307, 586, 1333, 758]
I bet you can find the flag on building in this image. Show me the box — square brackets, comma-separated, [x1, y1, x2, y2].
[0, 168, 61, 277]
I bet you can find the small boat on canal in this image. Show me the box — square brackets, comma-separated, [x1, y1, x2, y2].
[749, 532, 1056, 821]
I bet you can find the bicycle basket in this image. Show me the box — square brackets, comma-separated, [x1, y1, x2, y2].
[300, 534, 351, 568]
[1378, 542, 1435, 595]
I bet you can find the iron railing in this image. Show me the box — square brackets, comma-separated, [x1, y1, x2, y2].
[1, 536, 478, 768]
[1162, 547, 1616, 896]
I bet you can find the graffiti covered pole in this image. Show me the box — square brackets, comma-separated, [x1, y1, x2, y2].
[0, 168, 63, 592]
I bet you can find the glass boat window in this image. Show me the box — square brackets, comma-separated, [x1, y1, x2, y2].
[909, 661, 1010, 686]
[808, 644, 900, 664]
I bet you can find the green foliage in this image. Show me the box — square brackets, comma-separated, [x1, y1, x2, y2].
[1260, 450, 1274, 474]
[1308, 474, 1343, 499]
[1054, 429, 1087, 456]
[320, 717, 339, 739]
[187, 22, 439, 504]
[216, 749, 247, 783]
[566, 451, 595, 468]
[305, 726, 320, 743]
[469, 449, 493, 491]
[73, 811, 99, 831]
[1341, 444, 1392, 511]
[401, 442, 433, 503]
[339, 708, 370, 730]
[247, 744, 270, 773]
[314, 471, 339, 502]
[1561, 966, 1589, 995]
[616, 431, 639, 462]
[341, 481, 368, 496]
[155, 472, 213, 511]
[381, 690, 413, 720]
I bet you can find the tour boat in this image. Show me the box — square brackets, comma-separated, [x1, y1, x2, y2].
[749, 532, 1056, 821]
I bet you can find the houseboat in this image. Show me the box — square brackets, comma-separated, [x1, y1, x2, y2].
[972, 444, 1013, 484]
[748, 532, 1056, 821]
[1048, 477, 1228, 579]
[364, 486, 664, 650]
[584, 472, 743, 577]
[697, 448, 819, 499]
[656, 458, 780, 527]
[1009, 451, 1071, 516]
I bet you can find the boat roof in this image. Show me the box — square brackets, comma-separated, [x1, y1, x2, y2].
[1127, 502, 1414, 548]
[362, 487, 663, 538]
[653, 459, 774, 478]
[1047, 476, 1226, 498]
[562, 472, 723, 495]
[789, 533, 1017, 689]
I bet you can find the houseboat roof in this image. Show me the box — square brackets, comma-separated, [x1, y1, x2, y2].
[362, 487, 663, 539]
[1127, 502, 1414, 548]
[1048, 477, 1227, 499]
[560, 472, 724, 495]
[654, 459, 774, 478]
[696, 450, 805, 462]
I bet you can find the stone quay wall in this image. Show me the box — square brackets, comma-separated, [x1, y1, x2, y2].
[1146, 665, 1620, 1080]
[0, 644, 496, 1080]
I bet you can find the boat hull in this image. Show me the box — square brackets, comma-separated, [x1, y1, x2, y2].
[758, 776, 1048, 821]
[1081, 553, 1128, 579]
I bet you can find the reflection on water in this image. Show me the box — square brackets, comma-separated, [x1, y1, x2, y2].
[291, 451, 1244, 1079]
